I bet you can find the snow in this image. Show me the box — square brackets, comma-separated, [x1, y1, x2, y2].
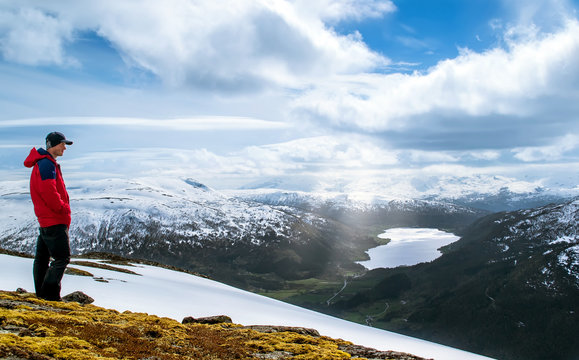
[558, 245, 579, 281]
[550, 235, 575, 245]
[1, 177, 320, 255]
[0, 253, 493, 360]
[358, 228, 460, 269]
[237, 170, 579, 203]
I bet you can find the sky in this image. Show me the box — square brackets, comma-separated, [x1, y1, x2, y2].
[0, 0, 578, 196]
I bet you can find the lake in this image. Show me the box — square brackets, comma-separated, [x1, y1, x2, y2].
[357, 228, 459, 269]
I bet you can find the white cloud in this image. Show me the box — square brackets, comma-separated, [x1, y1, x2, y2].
[55, 134, 402, 186]
[466, 150, 501, 161]
[501, 0, 577, 32]
[396, 149, 501, 164]
[0, 116, 291, 131]
[241, 135, 399, 170]
[0, 144, 32, 149]
[5, 120, 576, 196]
[294, 0, 396, 22]
[406, 150, 459, 163]
[0, 7, 77, 66]
[0, 0, 388, 90]
[513, 134, 579, 161]
[292, 18, 579, 134]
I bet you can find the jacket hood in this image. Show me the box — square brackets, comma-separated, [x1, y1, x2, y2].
[24, 148, 54, 168]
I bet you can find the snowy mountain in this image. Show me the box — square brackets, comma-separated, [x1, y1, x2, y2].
[1, 175, 568, 258]
[0, 176, 485, 288]
[227, 187, 487, 221]
[483, 198, 579, 290]
[0, 252, 493, 360]
[239, 173, 578, 212]
[0, 177, 327, 257]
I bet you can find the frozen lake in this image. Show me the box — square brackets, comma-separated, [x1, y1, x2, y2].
[358, 228, 460, 269]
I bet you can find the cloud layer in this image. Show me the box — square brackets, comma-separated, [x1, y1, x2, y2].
[292, 18, 579, 151]
[0, 0, 578, 196]
[1, 0, 392, 90]
[0, 7, 75, 66]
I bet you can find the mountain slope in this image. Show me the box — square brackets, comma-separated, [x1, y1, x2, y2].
[1, 290, 436, 360]
[0, 253, 493, 360]
[326, 198, 579, 360]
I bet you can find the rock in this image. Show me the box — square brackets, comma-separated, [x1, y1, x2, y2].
[242, 325, 320, 337]
[253, 351, 293, 359]
[182, 315, 233, 325]
[338, 344, 433, 360]
[62, 291, 94, 305]
[16, 288, 28, 294]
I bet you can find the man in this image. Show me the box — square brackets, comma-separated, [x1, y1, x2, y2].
[23, 131, 73, 301]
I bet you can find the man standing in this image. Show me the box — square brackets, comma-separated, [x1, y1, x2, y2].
[24, 132, 73, 301]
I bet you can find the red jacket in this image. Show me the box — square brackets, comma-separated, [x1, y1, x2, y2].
[24, 148, 71, 228]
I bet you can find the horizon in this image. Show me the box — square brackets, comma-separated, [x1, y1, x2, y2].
[1, 0, 578, 196]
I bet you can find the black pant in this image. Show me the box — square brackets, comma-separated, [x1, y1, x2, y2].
[33, 224, 70, 301]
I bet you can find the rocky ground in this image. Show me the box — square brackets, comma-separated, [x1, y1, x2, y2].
[0, 289, 430, 360]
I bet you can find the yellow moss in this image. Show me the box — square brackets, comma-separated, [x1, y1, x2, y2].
[100, 346, 118, 354]
[0, 333, 19, 345]
[28, 323, 55, 337]
[239, 329, 352, 359]
[1, 334, 98, 360]
[3, 317, 25, 327]
[65, 267, 94, 277]
[0, 290, 382, 360]
[25, 336, 94, 358]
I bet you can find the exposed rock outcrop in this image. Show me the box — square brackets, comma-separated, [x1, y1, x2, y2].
[62, 291, 94, 305]
[339, 343, 432, 360]
[182, 315, 233, 324]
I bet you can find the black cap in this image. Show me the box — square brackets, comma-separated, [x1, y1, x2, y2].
[46, 131, 73, 149]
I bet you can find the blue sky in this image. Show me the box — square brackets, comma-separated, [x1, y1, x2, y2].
[1, 0, 578, 198]
[335, 0, 502, 69]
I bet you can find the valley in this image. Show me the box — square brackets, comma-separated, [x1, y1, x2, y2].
[279, 200, 579, 360]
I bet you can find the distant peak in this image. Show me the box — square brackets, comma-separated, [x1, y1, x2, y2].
[184, 178, 211, 191]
